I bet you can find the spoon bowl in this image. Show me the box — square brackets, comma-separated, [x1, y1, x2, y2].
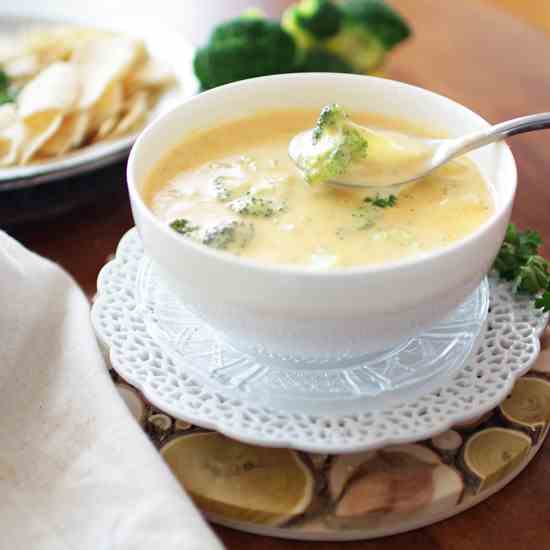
[290, 112, 550, 189]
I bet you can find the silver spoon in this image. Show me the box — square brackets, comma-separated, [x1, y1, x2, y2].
[289, 112, 550, 189]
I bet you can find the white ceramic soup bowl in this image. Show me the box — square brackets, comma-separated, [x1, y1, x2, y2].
[128, 73, 516, 364]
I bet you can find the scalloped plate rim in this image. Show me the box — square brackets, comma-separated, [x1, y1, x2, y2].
[91, 229, 548, 454]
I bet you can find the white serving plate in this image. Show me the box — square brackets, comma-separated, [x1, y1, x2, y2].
[91, 229, 548, 454]
[0, 12, 198, 191]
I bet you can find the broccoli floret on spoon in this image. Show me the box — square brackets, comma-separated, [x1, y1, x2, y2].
[296, 103, 368, 186]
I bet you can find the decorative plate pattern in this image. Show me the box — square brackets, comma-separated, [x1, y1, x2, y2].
[92, 229, 548, 453]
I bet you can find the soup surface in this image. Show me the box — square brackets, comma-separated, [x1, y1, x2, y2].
[145, 109, 494, 268]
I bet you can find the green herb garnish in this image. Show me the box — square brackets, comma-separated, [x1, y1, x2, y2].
[0, 68, 16, 106]
[535, 292, 550, 312]
[365, 194, 397, 208]
[493, 223, 550, 312]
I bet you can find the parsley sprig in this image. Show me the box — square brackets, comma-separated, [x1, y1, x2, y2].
[365, 194, 397, 208]
[493, 224, 550, 312]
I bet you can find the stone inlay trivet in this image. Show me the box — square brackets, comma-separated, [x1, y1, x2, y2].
[106, 335, 550, 541]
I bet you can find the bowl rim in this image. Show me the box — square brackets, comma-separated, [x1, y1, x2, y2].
[127, 72, 517, 278]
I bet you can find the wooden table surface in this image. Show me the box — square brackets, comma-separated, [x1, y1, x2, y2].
[6, 0, 550, 548]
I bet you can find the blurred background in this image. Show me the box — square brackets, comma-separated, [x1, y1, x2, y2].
[2, 1, 549, 45]
[482, 0, 550, 33]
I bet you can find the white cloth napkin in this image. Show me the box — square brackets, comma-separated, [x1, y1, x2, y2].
[0, 231, 223, 550]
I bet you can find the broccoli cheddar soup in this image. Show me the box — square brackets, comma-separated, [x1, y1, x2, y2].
[144, 109, 494, 268]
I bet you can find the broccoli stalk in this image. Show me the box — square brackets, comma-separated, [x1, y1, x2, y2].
[295, 103, 368, 186]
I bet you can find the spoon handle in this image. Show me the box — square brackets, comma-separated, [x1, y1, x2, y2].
[491, 112, 550, 138]
[453, 112, 550, 156]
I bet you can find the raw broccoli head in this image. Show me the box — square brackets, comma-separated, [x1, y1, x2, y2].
[298, 49, 353, 73]
[342, 0, 411, 50]
[296, 103, 368, 186]
[295, 0, 342, 38]
[282, 0, 411, 75]
[282, 0, 342, 50]
[193, 14, 297, 90]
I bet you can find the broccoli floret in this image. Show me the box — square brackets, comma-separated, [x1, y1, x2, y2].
[170, 218, 199, 236]
[193, 13, 297, 90]
[352, 203, 381, 230]
[211, 175, 250, 202]
[296, 104, 368, 186]
[228, 193, 286, 217]
[282, 0, 342, 51]
[298, 48, 353, 73]
[212, 176, 233, 202]
[170, 218, 254, 251]
[202, 220, 255, 250]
